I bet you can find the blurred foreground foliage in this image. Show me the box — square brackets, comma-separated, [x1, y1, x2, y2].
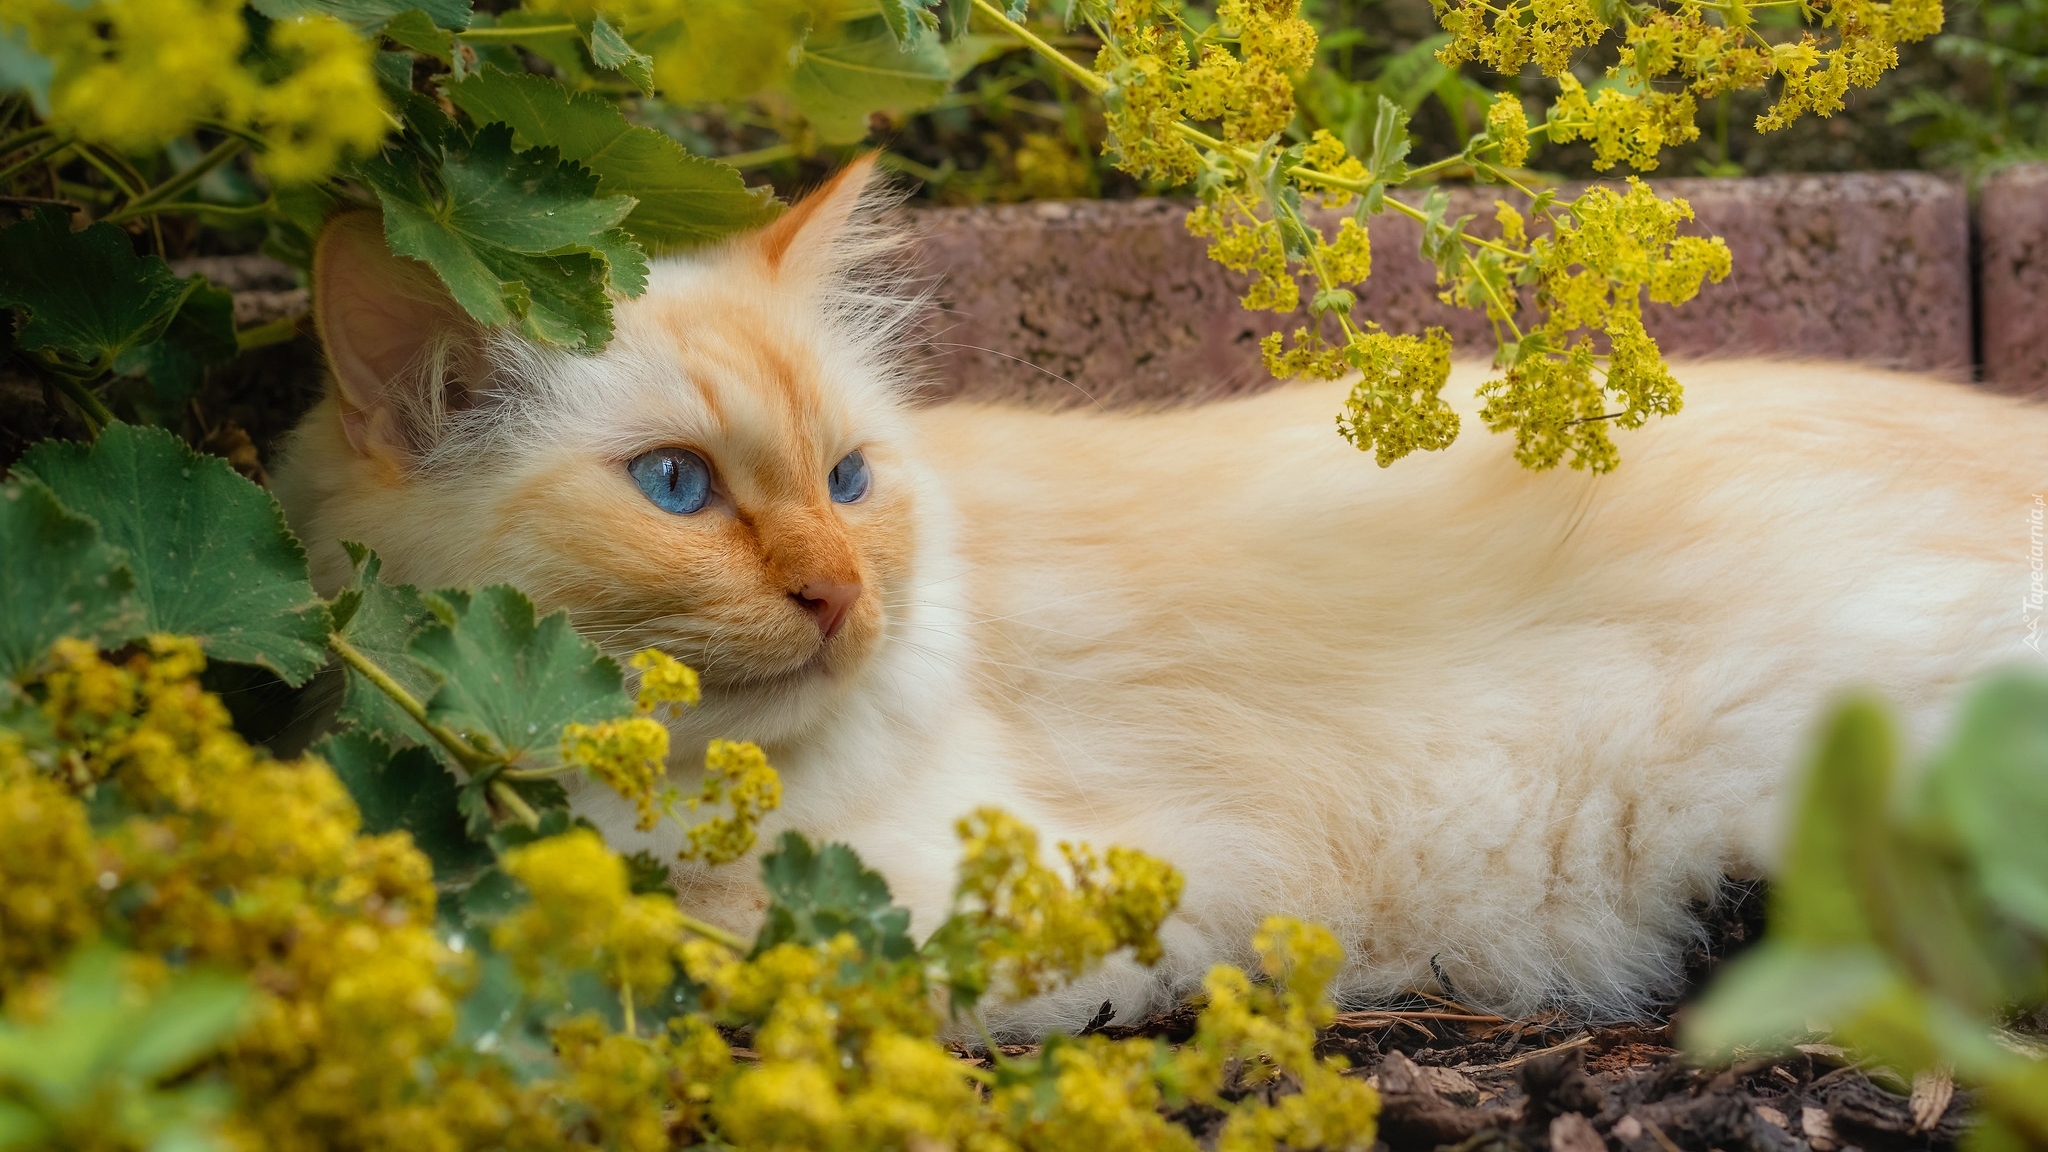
[1687, 671, 2048, 1151]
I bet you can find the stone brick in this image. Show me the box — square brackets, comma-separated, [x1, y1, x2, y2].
[1979, 163, 2048, 398]
[909, 172, 1972, 407]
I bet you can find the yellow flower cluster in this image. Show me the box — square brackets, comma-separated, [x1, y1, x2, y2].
[1181, 918, 1380, 1152]
[949, 807, 1187, 999]
[1475, 178, 1731, 470]
[1300, 129, 1369, 207]
[1332, 326, 1461, 467]
[1485, 92, 1531, 170]
[495, 829, 692, 1007]
[681, 738, 782, 865]
[1548, 76, 1700, 172]
[0, 638, 484, 1149]
[1094, 0, 1318, 182]
[561, 647, 777, 857]
[1187, 194, 1298, 312]
[0, 0, 387, 182]
[631, 648, 702, 714]
[562, 716, 673, 830]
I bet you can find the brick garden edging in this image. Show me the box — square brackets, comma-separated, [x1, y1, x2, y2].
[911, 167, 2047, 405]
[1980, 164, 2048, 399]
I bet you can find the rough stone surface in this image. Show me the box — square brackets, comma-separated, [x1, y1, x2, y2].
[909, 171, 1973, 407]
[1979, 163, 2048, 398]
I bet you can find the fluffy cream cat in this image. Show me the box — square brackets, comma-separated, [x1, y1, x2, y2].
[274, 159, 2048, 1033]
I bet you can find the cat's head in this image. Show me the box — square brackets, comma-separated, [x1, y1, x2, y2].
[275, 159, 937, 743]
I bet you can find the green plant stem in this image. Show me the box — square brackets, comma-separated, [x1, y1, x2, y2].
[489, 779, 542, 830]
[972, 0, 1106, 95]
[0, 124, 56, 158]
[718, 142, 799, 169]
[103, 138, 249, 224]
[49, 373, 113, 435]
[147, 200, 270, 218]
[677, 913, 748, 952]
[456, 23, 579, 42]
[76, 143, 144, 200]
[236, 311, 307, 351]
[328, 632, 494, 774]
[0, 137, 74, 186]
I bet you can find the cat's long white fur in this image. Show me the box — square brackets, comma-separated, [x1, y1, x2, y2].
[275, 181, 2048, 1036]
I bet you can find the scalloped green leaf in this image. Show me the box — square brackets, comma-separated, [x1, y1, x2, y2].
[410, 584, 628, 768]
[251, 0, 472, 31]
[15, 424, 329, 685]
[0, 210, 195, 379]
[789, 16, 952, 144]
[332, 544, 442, 749]
[755, 831, 915, 961]
[445, 68, 777, 251]
[318, 729, 494, 883]
[361, 123, 639, 350]
[586, 16, 653, 92]
[0, 479, 141, 681]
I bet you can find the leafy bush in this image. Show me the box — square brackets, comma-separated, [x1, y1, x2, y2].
[1687, 672, 2048, 1151]
[0, 422, 1387, 1150]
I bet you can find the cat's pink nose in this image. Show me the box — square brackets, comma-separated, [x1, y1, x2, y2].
[795, 580, 861, 642]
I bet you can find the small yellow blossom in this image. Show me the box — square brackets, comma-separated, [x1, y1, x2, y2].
[562, 715, 672, 830]
[629, 647, 701, 714]
[680, 738, 782, 865]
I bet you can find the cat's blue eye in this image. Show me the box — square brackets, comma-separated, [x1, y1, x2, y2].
[629, 448, 712, 515]
[828, 449, 869, 504]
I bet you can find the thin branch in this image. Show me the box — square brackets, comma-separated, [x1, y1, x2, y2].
[103, 137, 250, 224]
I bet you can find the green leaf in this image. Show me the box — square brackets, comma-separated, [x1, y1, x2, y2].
[788, 16, 952, 145]
[445, 68, 777, 251]
[878, 0, 939, 45]
[332, 544, 442, 748]
[381, 8, 454, 60]
[317, 729, 493, 882]
[754, 831, 916, 961]
[0, 210, 197, 379]
[116, 279, 239, 406]
[1772, 695, 1900, 949]
[15, 424, 330, 685]
[1682, 944, 1895, 1058]
[1917, 670, 2048, 935]
[586, 16, 653, 93]
[250, 0, 472, 31]
[409, 584, 628, 767]
[0, 479, 140, 681]
[361, 123, 637, 349]
[119, 971, 251, 1083]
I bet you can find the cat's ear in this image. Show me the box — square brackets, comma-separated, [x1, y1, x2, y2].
[751, 153, 887, 287]
[313, 212, 486, 467]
